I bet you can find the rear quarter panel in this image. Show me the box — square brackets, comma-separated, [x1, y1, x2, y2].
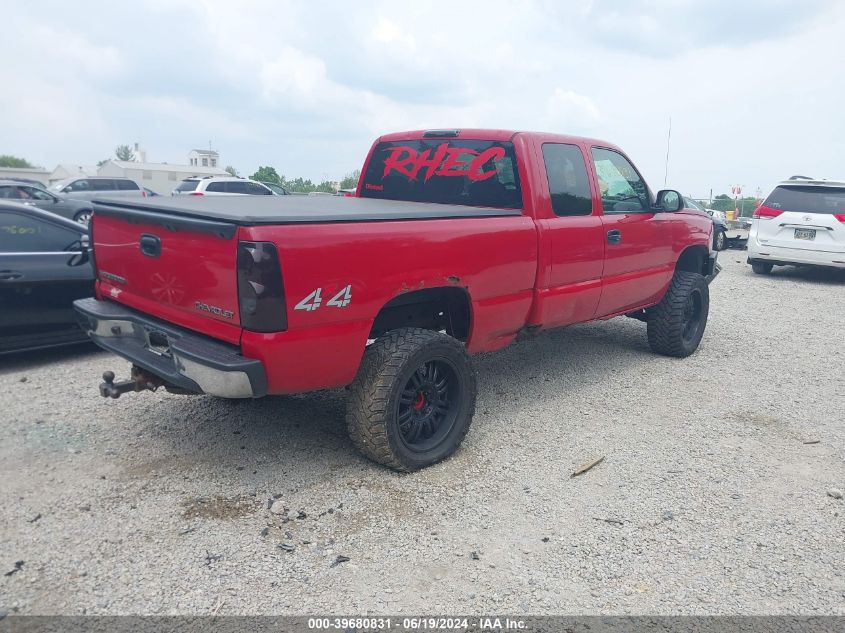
[240, 216, 537, 393]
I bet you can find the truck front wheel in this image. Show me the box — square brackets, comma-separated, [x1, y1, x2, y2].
[346, 327, 477, 471]
[647, 271, 710, 358]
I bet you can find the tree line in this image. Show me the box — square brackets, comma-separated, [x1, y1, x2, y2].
[710, 194, 761, 214]
[250, 166, 360, 194]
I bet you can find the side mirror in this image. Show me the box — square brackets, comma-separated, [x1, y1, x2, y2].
[654, 189, 683, 212]
[80, 234, 90, 250]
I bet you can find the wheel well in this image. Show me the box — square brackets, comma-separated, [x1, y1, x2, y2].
[675, 245, 710, 276]
[370, 287, 471, 341]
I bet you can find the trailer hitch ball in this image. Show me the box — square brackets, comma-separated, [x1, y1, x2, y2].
[100, 370, 132, 399]
[99, 367, 167, 398]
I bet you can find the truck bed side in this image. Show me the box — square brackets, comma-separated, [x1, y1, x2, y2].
[240, 215, 537, 393]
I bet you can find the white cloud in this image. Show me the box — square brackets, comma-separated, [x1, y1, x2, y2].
[545, 89, 602, 131]
[0, 0, 842, 193]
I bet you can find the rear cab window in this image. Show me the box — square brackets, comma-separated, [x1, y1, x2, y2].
[359, 139, 523, 209]
[764, 186, 845, 214]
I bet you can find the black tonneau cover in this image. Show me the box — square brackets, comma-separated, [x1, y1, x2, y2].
[92, 194, 523, 226]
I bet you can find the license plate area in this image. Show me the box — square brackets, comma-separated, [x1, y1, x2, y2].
[794, 228, 816, 241]
[144, 329, 172, 357]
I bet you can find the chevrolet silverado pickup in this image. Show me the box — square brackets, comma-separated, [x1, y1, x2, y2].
[75, 129, 718, 471]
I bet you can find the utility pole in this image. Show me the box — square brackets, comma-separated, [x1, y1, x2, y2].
[663, 116, 672, 188]
[731, 185, 745, 218]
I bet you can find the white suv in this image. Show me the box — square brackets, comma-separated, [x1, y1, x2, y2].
[172, 176, 274, 196]
[748, 178, 845, 274]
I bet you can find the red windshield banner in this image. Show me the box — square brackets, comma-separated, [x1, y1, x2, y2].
[382, 143, 506, 182]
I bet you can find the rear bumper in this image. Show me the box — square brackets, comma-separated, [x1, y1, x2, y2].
[747, 240, 845, 268]
[73, 298, 267, 398]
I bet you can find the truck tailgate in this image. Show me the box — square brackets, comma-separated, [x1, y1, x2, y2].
[92, 205, 243, 345]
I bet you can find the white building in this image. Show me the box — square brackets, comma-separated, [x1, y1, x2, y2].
[188, 149, 220, 169]
[98, 160, 229, 194]
[0, 166, 51, 186]
[49, 164, 99, 185]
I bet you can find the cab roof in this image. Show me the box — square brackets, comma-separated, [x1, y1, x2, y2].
[376, 128, 620, 150]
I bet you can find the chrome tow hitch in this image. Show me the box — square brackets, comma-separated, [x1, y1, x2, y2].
[99, 367, 166, 399]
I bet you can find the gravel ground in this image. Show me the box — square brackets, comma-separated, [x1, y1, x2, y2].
[1, 256, 843, 615]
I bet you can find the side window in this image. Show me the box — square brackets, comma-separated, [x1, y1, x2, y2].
[117, 180, 139, 190]
[542, 143, 593, 216]
[227, 181, 248, 194]
[91, 179, 116, 191]
[67, 179, 91, 192]
[206, 181, 226, 193]
[25, 187, 55, 201]
[0, 212, 82, 253]
[0, 186, 25, 199]
[245, 182, 272, 195]
[591, 148, 649, 213]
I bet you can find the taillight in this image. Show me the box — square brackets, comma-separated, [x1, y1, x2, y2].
[834, 214, 845, 223]
[141, 190, 147, 198]
[189, 191, 204, 196]
[237, 241, 287, 332]
[753, 205, 783, 219]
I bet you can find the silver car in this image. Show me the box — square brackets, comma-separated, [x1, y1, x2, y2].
[50, 176, 145, 201]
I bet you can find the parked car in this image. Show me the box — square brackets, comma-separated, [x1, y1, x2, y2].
[173, 176, 274, 196]
[0, 202, 93, 354]
[684, 197, 727, 251]
[748, 178, 845, 274]
[50, 176, 145, 201]
[75, 128, 717, 471]
[259, 182, 289, 195]
[0, 180, 94, 224]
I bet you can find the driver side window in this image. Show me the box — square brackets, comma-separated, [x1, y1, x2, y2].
[24, 187, 54, 201]
[591, 148, 648, 213]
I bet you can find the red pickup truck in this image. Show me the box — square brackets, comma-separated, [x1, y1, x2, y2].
[75, 129, 718, 471]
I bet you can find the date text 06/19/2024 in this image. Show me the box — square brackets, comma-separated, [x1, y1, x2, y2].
[307, 617, 527, 630]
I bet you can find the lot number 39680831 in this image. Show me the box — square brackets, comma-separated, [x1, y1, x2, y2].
[294, 285, 352, 312]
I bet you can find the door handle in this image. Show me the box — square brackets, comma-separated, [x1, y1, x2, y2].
[607, 229, 622, 244]
[0, 270, 23, 281]
[139, 234, 161, 257]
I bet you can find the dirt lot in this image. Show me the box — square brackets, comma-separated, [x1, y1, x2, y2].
[1, 256, 843, 615]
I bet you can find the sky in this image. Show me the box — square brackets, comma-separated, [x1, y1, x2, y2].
[2, 0, 843, 198]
